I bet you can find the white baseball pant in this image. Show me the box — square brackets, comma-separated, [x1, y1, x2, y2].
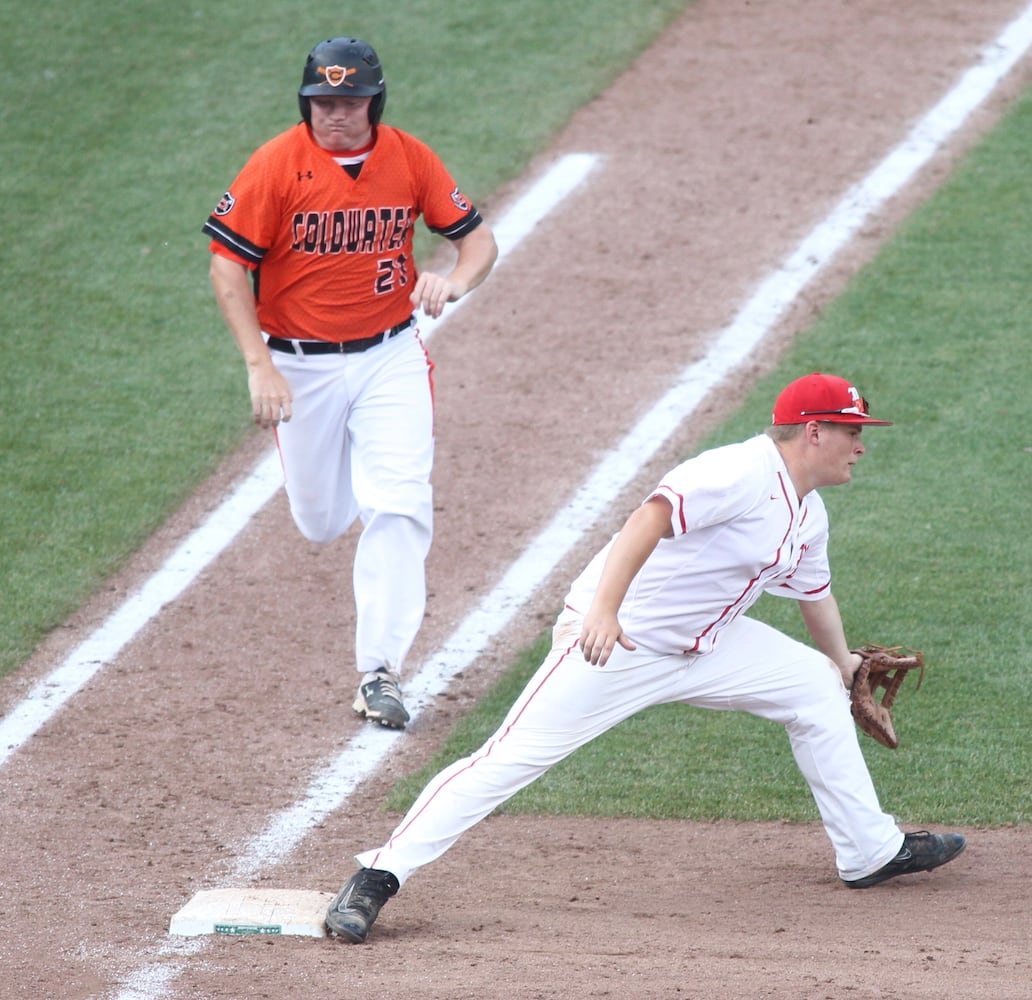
[271, 329, 435, 676]
[356, 611, 904, 883]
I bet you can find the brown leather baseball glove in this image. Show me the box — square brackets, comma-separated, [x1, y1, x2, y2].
[849, 644, 925, 749]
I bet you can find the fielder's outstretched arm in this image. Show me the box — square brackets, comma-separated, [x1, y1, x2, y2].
[579, 496, 674, 666]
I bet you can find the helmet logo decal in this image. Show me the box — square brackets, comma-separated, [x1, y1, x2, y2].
[319, 64, 357, 87]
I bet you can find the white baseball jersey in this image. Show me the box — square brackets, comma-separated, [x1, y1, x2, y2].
[564, 434, 831, 655]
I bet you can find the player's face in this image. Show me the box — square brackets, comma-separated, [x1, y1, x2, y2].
[817, 422, 865, 485]
[308, 96, 375, 151]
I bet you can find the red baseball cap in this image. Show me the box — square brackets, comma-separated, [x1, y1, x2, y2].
[771, 373, 893, 426]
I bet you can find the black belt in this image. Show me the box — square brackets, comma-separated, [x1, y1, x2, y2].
[266, 317, 414, 356]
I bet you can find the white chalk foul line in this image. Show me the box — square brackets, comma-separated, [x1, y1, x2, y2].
[418, 151, 602, 343]
[0, 153, 599, 773]
[0, 457, 283, 769]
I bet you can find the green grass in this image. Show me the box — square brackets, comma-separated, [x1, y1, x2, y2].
[389, 85, 1032, 828]
[0, 0, 689, 677]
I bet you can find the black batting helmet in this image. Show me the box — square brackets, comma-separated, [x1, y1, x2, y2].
[298, 37, 387, 125]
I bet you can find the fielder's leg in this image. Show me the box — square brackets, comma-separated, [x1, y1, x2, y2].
[667, 617, 904, 880]
[349, 613, 692, 886]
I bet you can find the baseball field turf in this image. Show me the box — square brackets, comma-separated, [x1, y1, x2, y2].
[2, 0, 1028, 827]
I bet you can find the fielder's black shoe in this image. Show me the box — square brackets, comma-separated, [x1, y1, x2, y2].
[353, 669, 410, 729]
[843, 831, 967, 889]
[325, 868, 400, 943]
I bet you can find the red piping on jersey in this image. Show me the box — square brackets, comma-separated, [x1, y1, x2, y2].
[659, 482, 689, 534]
[366, 633, 582, 869]
[683, 470, 798, 654]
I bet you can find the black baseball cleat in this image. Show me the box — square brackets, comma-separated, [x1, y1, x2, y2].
[353, 669, 410, 729]
[326, 867, 400, 943]
[843, 831, 967, 889]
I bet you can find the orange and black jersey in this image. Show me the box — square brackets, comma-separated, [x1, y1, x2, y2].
[203, 123, 484, 342]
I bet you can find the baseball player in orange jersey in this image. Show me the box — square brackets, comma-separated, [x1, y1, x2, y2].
[204, 37, 497, 728]
[324, 373, 966, 943]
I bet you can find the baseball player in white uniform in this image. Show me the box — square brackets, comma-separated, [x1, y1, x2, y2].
[325, 372, 966, 942]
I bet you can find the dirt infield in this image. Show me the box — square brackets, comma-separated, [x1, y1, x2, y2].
[2, 2, 1031, 998]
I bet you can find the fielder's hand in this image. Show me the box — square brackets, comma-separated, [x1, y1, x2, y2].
[579, 611, 636, 666]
